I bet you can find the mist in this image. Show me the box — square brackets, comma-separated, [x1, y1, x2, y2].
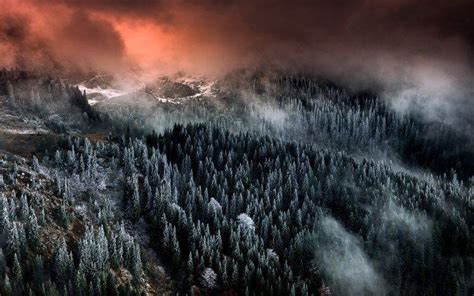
[1, 0, 473, 129]
[316, 216, 386, 295]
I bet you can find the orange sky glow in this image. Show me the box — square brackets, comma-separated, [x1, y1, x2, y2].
[0, 0, 472, 84]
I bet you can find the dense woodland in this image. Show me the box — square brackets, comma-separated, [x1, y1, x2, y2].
[0, 69, 472, 295]
[0, 69, 99, 132]
[101, 71, 474, 180]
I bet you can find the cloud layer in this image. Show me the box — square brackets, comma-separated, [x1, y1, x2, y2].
[0, 0, 472, 125]
[1, 0, 472, 73]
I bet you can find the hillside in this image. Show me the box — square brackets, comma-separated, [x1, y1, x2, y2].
[0, 69, 472, 295]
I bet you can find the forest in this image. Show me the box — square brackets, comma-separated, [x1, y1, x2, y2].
[0, 69, 472, 295]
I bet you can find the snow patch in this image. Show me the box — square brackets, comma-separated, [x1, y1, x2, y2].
[155, 97, 181, 104]
[78, 84, 129, 99]
[177, 76, 217, 98]
[1, 128, 50, 135]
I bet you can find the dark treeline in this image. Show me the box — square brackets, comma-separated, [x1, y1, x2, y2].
[4, 67, 467, 181]
[1, 123, 466, 295]
[102, 71, 474, 180]
[250, 73, 474, 180]
[133, 124, 472, 295]
[0, 136, 169, 295]
[0, 68, 472, 295]
[0, 69, 99, 132]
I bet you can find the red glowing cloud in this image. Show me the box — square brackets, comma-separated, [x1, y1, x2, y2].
[0, 0, 472, 81]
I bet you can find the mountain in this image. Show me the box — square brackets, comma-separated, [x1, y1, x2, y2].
[76, 73, 217, 107]
[76, 74, 131, 105]
[0, 69, 472, 296]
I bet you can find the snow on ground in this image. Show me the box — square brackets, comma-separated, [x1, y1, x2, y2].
[148, 76, 217, 104]
[177, 76, 217, 98]
[77, 84, 131, 105]
[1, 128, 50, 135]
[78, 74, 216, 106]
[87, 99, 98, 106]
[155, 97, 181, 104]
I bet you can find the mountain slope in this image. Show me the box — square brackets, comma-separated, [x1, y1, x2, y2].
[0, 69, 472, 295]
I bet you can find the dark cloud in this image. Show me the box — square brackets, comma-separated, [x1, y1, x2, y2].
[0, 1, 128, 73]
[0, 13, 30, 43]
[38, 0, 176, 24]
[49, 0, 474, 50]
[0, 0, 472, 123]
[55, 10, 127, 72]
[1, 0, 472, 75]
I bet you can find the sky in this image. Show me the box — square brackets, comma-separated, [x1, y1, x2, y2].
[0, 0, 471, 75]
[0, 0, 473, 123]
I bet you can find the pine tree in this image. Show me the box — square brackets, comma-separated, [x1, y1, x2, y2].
[54, 238, 74, 284]
[33, 156, 41, 173]
[0, 248, 5, 277]
[12, 253, 23, 294]
[130, 182, 141, 220]
[171, 226, 181, 268]
[19, 194, 29, 220]
[3, 274, 12, 296]
[55, 150, 62, 165]
[6, 80, 16, 107]
[0, 200, 10, 235]
[32, 255, 45, 290]
[75, 265, 87, 296]
[131, 243, 142, 283]
[26, 210, 39, 249]
[5, 222, 19, 258]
